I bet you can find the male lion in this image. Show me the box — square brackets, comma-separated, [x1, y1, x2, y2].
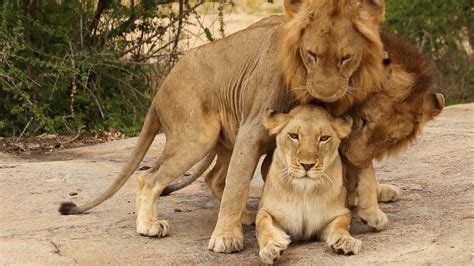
[59, 0, 385, 253]
[257, 105, 358, 264]
[341, 30, 445, 229]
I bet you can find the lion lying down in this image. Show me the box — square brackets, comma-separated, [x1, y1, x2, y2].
[257, 105, 357, 264]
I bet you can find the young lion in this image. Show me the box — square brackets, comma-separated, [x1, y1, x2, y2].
[257, 105, 358, 264]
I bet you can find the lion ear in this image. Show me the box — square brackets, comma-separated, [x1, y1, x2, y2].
[429, 93, 445, 117]
[357, 0, 385, 23]
[263, 109, 292, 135]
[284, 0, 304, 19]
[333, 115, 353, 139]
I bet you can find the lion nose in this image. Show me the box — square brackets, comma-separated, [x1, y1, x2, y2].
[301, 163, 315, 171]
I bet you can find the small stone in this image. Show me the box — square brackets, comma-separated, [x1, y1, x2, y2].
[69, 192, 78, 196]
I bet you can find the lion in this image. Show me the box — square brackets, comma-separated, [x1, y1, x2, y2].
[257, 105, 358, 264]
[341, 30, 446, 229]
[161, 30, 445, 232]
[58, 0, 386, 253]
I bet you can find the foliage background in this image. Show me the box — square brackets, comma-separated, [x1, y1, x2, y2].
[0, 0, 472, 139]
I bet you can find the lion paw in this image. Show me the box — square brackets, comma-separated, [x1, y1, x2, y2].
[208, 230, 244, 253]
[378, 184, 400, 203]
[259, 237, 291, 264]
[328, 234, 362, 255]
[358, 207, 388, 231]
[136, 219, 170, 237]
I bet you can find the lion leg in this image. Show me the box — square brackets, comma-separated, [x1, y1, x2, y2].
[204, 145, 256, 225]
[208, 125, 265, 253]
[320, 212, 362, 255]
[204, 144, 230, 200]
[136, 125, 220, 237]
[344, 164, 359, 208]
[356, 163, 388, 231]
[256, 209, 291, 264]
[377, 183, 400, 203]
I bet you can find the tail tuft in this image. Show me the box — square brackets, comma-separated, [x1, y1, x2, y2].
[58, 202, 82, 215]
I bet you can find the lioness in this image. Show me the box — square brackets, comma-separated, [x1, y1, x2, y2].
[257, 105, 358, 264]
[59, 0, 386, 253]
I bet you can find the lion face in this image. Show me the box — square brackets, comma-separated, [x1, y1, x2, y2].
[279, 0, 386, 105]
[299, 14, 365, 102]
[342, 92, 445, 167]
[264, 105, 352, 187]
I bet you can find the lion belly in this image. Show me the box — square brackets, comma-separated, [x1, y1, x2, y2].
[263, 190, 348, 241]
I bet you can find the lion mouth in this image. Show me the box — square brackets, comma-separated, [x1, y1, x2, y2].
[313, 88, 348, 103]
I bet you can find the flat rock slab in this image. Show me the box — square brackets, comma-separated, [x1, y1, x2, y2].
[1, 104, 473, 265]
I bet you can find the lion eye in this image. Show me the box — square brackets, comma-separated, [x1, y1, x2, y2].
[320, 135, 331, 142]
[339, 55, 352, 67]
[307, 51, 317, 64]
[288, 133, 299, 140]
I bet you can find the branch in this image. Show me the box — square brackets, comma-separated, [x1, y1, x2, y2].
[169, 0, 185, 65]
[84, 0, 108, 45]
[119, 0, 205, 57]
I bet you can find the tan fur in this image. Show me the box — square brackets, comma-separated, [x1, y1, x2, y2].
[341, 30, 445, 230]
[158, 29, 445, 233]
[161, 31, 445, 233]
[257, 105, 360, 264]
[58, 1, 385, 254]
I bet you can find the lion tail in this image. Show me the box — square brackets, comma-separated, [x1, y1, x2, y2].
[160, 151, 216, 196]
[58, 105, 161, 215]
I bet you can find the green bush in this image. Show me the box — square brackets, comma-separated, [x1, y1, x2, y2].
[0, 0, 224, 137]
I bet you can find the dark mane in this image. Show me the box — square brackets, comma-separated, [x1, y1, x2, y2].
[381, 30, 433, 96]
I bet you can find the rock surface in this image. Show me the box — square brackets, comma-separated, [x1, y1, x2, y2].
[1, 104, 473, 265]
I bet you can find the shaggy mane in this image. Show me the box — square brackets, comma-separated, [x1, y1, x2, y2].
[375, 30, 434, 159]
[278, 0, 385, 115]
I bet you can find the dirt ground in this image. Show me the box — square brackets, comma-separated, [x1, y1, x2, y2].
[0, 103, 473, 265]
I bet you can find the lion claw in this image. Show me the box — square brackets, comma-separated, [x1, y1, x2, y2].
[208, 233, 244, 253]
[358, 207, 388, 231]
[328, 234, 362, 255]
[378, 184, 400, 203]
[136, 219, 170, 237]
[259, 235, 291, 264]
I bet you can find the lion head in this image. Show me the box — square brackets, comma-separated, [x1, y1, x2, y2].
[264, 105, 352, 188]
[279, 0, 385, 112]
[341, 31, 445, 167]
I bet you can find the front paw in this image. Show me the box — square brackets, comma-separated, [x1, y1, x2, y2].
[378, 184, 400, 203]
[208, 226, 244, 253]
[136, 219, 170, 237]
[327, 234, 362, 255]
[259, 238, 290, 264]
[358, 206, 388, 231]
